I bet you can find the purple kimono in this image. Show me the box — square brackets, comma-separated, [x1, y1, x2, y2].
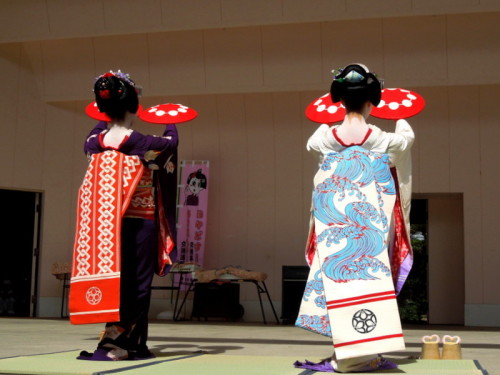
[81, 121, 178, 358]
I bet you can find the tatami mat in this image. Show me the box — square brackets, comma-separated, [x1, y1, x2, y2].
[0, 350, 488, 375]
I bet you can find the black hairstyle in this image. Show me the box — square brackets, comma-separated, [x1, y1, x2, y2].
[187, 169, 207, 189]
[330, 64, 383, 112]
[94, 72, 139, 121]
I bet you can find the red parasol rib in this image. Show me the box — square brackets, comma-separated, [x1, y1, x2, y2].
[139, 103, 198, 124]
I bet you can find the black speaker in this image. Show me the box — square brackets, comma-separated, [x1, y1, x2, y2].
[191, 282, 244, 321]
[281, 265, 309, 324]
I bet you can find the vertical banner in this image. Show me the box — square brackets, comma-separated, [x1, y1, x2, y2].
[177, 161, 209, 267]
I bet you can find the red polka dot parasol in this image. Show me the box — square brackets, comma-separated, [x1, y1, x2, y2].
[85, 102, 144, 122]
[305, 93, 345, 124]
[139, 103, 198, 124]
[371, 88, 425, 120]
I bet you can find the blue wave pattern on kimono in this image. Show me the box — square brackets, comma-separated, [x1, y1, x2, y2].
[314, 147, 395, 283]
[297, 268, 333, 337]
[303, 270, 326, 308]
[296, 314, 332, 337]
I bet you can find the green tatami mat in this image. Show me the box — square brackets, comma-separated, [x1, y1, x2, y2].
[0, 351, 487, 375]
[0, 350, 194, 375]
[123, 357, 487, 375]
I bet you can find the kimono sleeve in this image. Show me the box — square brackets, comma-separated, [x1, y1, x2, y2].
[306, 124, 331, 166]
[386, 119, 414, 267]
[83, 121, 107, 155]
[386, 119, 415, 166]
[138, 124, 179, 157]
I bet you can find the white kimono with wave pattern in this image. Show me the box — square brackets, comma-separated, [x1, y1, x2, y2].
[296, 120, 414, 368]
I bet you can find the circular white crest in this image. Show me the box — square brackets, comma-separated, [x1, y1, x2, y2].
[155, 110, 166, 116]
[168, 110, 179, 116]
[86, 287, 102, 305]
[317, 104, 326, 112]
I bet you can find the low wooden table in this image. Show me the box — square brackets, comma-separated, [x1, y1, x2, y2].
[176, 276, 280, 324]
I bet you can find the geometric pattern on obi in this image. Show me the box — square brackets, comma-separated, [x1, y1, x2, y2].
[70, 151, 144, 324]
[124, 168, 155, 220]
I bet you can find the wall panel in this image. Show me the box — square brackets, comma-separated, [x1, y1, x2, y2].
[447, 13, 500, 86]
[479, 86, 500, 283]
[204, 28, 263, 90]
[274, 92, 310, 298]
[39, 103, 78, 296]
[321, 19, 384, 80]
[214, 94, 248, 267]
[383, 16, 448, 87]
[416, 87, 451, 192]
[148, 31, 206, 92]
[283, 0, 346, 20]
[346, 0, 412, 16]
[93, 34, 150, 90]
[0, 44, 22, 187]
[103, 0, 163, 33]
[244, 93, 276, 273]
[161, 0, 222, 29]
[448, 86, 483, 304]
[0, 1, 50, 42]
[47, 0, 105, 37]
[262, 23, 323, 87]
[220, 0, 283, 25]
[41, 38, 94, 100]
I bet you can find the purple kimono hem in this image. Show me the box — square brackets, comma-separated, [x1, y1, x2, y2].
[395, 255, 413, 295]
[294, 358, 398, 373]
[294, 359, 334, 372]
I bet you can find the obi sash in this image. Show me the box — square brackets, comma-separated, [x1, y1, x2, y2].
[69, 151, 144, 324]
[297, 146, 407, 360]
[124, 168, 155, 220]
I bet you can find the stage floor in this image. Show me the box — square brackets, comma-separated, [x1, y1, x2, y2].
[0, 318, 497, 374]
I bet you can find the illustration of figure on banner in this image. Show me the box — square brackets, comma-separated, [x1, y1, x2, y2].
[184, 169, 208, 206]
[178, 162, 209, 267]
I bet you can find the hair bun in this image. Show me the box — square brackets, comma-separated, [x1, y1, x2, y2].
[330, 64, 382, 108]
[93, 71, 139, 120]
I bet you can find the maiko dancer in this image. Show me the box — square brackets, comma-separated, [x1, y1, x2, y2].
[70, 71, 178, 360]
[295, 64, 414, 372]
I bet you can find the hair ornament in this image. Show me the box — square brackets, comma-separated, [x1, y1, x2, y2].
[96, 69, 136, 87]
[344, 70, 365, 83]
[99, 89, 111, 99]
[330, 63, 383, 107]
[331, 68, 344, 81]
